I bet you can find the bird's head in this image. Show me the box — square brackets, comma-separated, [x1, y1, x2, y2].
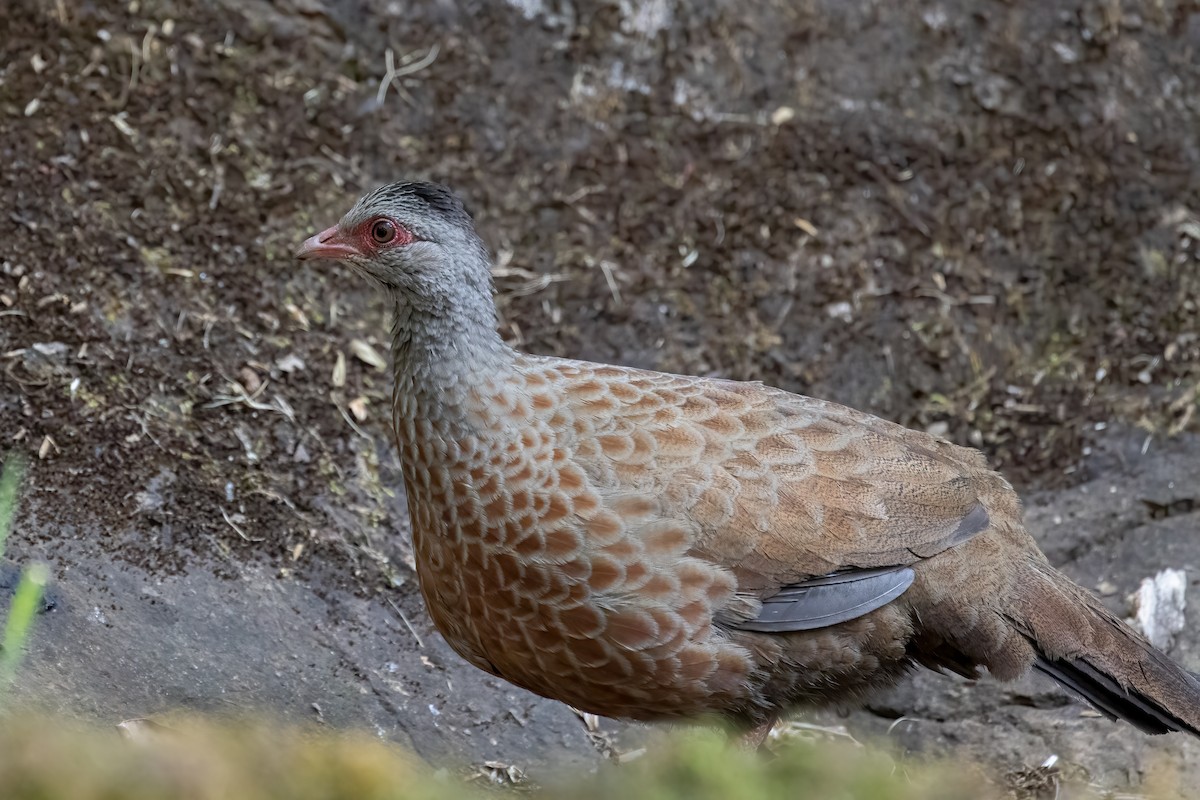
[296, 181, 489, 301]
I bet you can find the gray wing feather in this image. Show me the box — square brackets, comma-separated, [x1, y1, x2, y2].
[731, 565, 915, 633]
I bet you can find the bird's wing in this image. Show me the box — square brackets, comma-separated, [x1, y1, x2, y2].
[536, 358, 1007, 624]
[728, 565, 916, 632]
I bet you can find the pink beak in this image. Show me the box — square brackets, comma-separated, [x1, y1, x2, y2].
[296, 225, 361, 260]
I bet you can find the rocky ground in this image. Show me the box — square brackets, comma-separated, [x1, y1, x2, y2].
[1, 0, 1198, 795]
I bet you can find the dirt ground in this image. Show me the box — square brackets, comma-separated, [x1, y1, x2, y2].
[1, 0, 1199, 794]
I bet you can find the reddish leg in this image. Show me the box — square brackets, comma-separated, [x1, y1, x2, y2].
[735, 715, 778, 750]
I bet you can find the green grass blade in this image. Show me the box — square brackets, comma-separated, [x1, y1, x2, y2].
[0, 563, 48, 692]
[0, 453, 26, 560]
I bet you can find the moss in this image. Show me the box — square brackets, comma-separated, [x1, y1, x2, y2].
[0, 716, 443, 800]
[560, 730, 990, 800]
[0, 717, 1014, 800]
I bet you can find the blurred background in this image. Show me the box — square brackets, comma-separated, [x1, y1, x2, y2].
[1, 0, 1198, 795]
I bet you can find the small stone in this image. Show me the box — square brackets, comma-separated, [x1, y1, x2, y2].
[275, 353, 306, 373]
[973, 74, 1016, 112]
[239, 366, 262, 394]
[1128, 569, 1187, 650]
[825, 301, 853, 322]
[926, 421, 950, 438]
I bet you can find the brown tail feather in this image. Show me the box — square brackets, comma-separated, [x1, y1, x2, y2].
[1033, 655, 1197, 735]
[1012, 559, 1200, 736]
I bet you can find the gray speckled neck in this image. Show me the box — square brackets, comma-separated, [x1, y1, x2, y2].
[386, 256, 513, 430]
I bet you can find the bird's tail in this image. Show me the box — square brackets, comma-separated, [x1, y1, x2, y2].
[1012, 558, 1200, 735]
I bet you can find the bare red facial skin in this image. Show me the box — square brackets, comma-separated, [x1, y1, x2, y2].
[359, 216, 415, 250]
[296, 216, 413, 261]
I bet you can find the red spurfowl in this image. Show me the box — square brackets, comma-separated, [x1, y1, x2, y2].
[298, 181, 1200, 746]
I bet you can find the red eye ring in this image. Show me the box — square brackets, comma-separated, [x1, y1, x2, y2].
[370, 219, 397, 244]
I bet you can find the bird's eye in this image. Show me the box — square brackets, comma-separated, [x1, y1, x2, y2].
[370, 219, 397, 244]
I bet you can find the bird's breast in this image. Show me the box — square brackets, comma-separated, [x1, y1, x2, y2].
[393, 411, 756, 719]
